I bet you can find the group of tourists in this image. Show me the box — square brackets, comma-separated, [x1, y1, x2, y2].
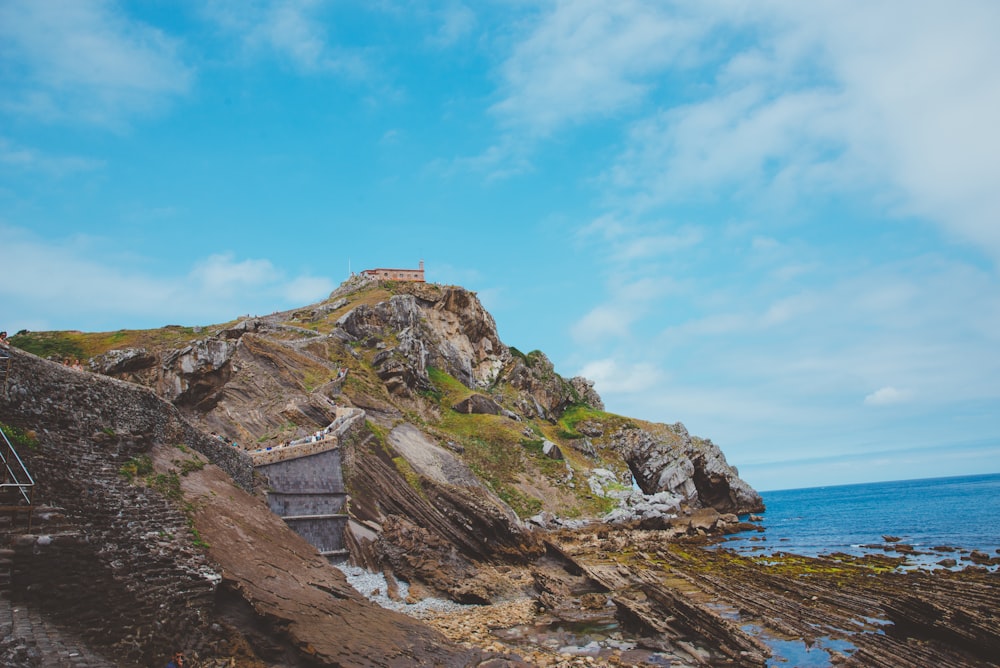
[210, 432, 239, 448]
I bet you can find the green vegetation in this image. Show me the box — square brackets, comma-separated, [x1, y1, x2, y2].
[459, 435, 543, 518]
[177, 457, 205, 476]
[556, 404, 610, 439]
[10, 331, 86, 361]
[10, 325, 209, 360]
[426, 366, 466, 405]
[497, 485, 542, 517]
[392, 456, 427, 499]
[520, 438, 566, 477]
[366, 420, 388, 446]
[0, 422, 38, 450]
[149, 472, 183, 500]
[119, 455, 154, 483]
[188, 522, 210, 549]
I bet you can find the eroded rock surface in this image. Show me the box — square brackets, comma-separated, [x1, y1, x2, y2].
[610, 422, 763, 514]
[0, 348, 498, 666]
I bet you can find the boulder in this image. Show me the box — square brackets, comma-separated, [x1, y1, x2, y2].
[453, 394, 502, 415]
[609, 422, 763, 514]
[541, 439, 563, 460]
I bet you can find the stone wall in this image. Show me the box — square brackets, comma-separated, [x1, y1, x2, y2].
[283, 516, 346, 553]
[259, 447, 346, 495]
[1, 347, 254, 491]
[0, 348, 239, 664]
[267, 491, 346, 516]
[257, 447, 348, 554]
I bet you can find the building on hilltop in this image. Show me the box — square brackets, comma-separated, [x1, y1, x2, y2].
[360, 260, 425, 282]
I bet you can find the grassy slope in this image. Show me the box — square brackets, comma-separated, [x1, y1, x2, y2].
[11, 283, 636, 520]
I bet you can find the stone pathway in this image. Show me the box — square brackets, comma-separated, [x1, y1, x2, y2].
[0, 597, 113, 668]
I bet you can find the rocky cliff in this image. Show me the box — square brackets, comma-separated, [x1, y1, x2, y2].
[7, 279, 997, 668]
[0, 347, 494, 666]
[6, 277, 763, 664]
[16, 279, 761, 560]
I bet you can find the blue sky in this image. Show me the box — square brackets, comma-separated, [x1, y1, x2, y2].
[2, 1, 998, 491]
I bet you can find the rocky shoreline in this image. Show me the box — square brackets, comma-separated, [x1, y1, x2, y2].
[348, 524, 1000, 667]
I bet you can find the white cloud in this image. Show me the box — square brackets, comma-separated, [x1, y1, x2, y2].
[494, 2, 1000, 260]
[0, 138, 104, 175]
[492, 1, 709, 136]
[428, 4, 476, 47]
[0, 225, 334, 331]
[204, 0, 368, 77]
[0, 0, 192, 126]
[190, 254, 275, 295]
[596, 0, 1000, 259]
[577, 357, 661, 394]
[571, 304, 635, 344]
[864, 386, 912, 407]
[570, 274, 682, 346]
[283, 275, 336, 303]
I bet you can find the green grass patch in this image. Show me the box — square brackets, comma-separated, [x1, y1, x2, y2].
[463, 435, 523, 492]
[119, 455, 154, 483]
[392, 456, 427, 499]
[9, 331, 86, 361]
[427, 366, 468, 406]
[189, 524, 210, 549]
[147, 472, 182, 500]
[497, 485, 542, 518]
[10, 324, 212, 361]
[177, 457, 205, 476]
[0, 422, 38, 450]
[556, 404, 615, 439]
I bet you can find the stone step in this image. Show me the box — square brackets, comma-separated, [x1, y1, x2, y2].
[281, 513, 348, 521]
[320, 549, 349, 557]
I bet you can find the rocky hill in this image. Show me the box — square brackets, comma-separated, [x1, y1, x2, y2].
[4, 277, 765, 666]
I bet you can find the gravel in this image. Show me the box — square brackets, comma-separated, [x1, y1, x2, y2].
[332, 564, 474, 617]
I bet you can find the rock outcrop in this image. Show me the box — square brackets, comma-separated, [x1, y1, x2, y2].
[609, 422, 763, 514]
[11, 278, 761, 612]
[0, 347, 494, 666]
[337, 285, 509, 394]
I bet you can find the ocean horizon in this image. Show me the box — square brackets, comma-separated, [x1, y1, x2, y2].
[724, 471, 1000, 568]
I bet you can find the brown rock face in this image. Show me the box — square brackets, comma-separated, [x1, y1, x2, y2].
[610, 422, 764, 514]
[337, 285, 510, 393]
[16, 279, 762, 626]
[500, 350, 587, 420]
[0, 348, 490, 666]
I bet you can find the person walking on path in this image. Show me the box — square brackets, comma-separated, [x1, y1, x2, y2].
[166, 651, 185, 668]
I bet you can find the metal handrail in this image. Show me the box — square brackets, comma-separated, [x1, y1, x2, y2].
[0, 425, 34, 506]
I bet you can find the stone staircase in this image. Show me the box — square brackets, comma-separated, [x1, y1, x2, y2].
[0, 502, 118, 667]
[253, 410, 363, 561]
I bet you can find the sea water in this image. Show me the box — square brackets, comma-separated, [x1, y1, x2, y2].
[723, 472, 1000, 566]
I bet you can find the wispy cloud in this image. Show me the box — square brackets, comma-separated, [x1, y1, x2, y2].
[490, 2, 1000, 261]
[580, 252, 1000, 468]
[0, 0, 192, 126]
[0, 225, 334, 331]
[491, 1, 708, 136]
[0, 138, 104, 176]
[600, 1, 1000, 260]
[427, 3, 477, 48]
[864, 386, 912, 407]
[203, 0, 368, 77]
[577, 357, 661, 394]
